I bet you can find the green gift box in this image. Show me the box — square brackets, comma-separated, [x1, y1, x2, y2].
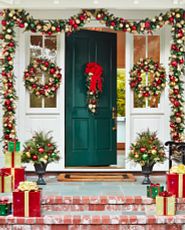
[147, 183, 164, 199]
[8, 141, 20, 152]
[0, 201, 11, 216]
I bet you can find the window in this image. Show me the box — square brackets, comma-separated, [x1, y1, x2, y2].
[133, 35, 160, 108]
[29, 35, 57, 108]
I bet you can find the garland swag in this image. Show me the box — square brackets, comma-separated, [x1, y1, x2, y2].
[1, 8, 185, 150]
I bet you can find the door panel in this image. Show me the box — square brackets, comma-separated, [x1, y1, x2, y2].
[65, 30, 116, 166]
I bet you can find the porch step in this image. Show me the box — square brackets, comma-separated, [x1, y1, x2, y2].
[0, 211, 184, 229]
[41, 195, 185, 212]
[57, 173, 136, 182]
[0, 196, 185, 229]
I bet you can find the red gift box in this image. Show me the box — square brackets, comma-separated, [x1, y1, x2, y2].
[167, 173, 185, 198]
[13, 190, 41, 217]
[1, 168, 25, 189]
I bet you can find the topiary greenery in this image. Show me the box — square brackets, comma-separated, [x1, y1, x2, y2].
[129, 129, 166, 166]
[22, 131, 60, 164]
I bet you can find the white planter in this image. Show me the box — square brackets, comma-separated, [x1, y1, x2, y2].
[117, 117, 126, 143]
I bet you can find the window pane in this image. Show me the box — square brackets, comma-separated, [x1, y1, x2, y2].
[30, 94, 42, 108]
[149, 96, 160, 108]
[44, 96, 57, 108]
[44, 36, 57, 61]
[30, 36, 42, 60]
[148, 36, 160, 62]
[134, 36, 146, 64]
[134, 92, 146, 108]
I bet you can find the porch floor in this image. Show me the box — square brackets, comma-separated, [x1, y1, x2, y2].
[29, 174, 165, 196]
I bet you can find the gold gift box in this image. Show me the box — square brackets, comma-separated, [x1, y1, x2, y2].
[156, 195, 176, 216]
[4, 151, 22, 168]
[0, 174, 12, 193]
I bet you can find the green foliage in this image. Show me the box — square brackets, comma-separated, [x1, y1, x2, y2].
[117, 69, 125, 117]
[129, 129, 166, 166]
[22, 131, 60, 164]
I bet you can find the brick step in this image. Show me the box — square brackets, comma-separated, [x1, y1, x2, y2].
[1, 210, 185, 225]
[41, 195, 185, 212]
[0, 224, 183, 230]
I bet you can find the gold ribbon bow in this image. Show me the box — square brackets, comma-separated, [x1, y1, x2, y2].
[170, 164, 185, 174]
[18, 181, 39, 192]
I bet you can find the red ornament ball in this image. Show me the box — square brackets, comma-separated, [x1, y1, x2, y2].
[47, 143, 52, 147]
[38, 147, 44, 153]
[9, 42, 14, 47]
[174, 100, 180, 107]
[50, 68, 56, 74]
[140, 147, 146, 153]
[171, 61, 177, 67]
[1, 20, 7, 26]
[32, 155, 38, 161]
[19, 23, 25, 28]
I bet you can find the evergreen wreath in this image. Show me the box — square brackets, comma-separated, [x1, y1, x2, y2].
[85, 62, 103, 114]
[23, 58, 62, 97]
[130, 58, 166, 98]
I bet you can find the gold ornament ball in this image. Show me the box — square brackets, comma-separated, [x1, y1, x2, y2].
[176, 13, 180, 18]
[44, 155, 48, 159]
[176, 117, 181, 123]
[151, 149, 157, 154]
[51, 26, 56, 31]
[26, 152, 31, 158]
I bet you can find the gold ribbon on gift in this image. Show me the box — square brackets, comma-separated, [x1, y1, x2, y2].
[178, 174, 183, 198]
[170, 164, 185, 198]
[24, 191, 29, 217]
[11, 168, 15, 189]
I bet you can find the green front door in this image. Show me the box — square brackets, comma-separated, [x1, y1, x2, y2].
[65, 30, 117, 166]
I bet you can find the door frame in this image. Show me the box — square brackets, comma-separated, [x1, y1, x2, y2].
[64, 21, 129, 171]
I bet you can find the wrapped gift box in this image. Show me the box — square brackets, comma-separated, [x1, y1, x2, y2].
[4, 151, 22, 168]
[156, 191, 176, 216]
[8, 141, 20, 152]
[1, 168, 25, 189]
[147, 183, 164, 199]
[167, 164, 185, 198]
[0, 200, 12, 216]
[13, 181, 41, 217]
[0, 171, 12, 193]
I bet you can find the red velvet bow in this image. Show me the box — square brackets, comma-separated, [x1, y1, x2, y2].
[85, 62, 103, 93]
[150, 183, 160, 187]
[159, 191, 173, 197]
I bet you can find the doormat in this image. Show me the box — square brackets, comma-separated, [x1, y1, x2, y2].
[57, 173, 136, 182]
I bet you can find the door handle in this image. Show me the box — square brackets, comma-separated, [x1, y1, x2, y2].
[112, 107, 117, 131]
[112, 107, 116, 119]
